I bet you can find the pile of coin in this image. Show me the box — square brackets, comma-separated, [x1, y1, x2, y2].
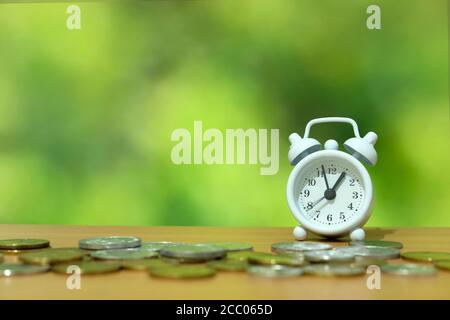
[0, 237, 449, 278]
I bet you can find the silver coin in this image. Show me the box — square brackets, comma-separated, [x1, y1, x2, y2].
[79, 236, 141, 250]
[336, 246, 400, 260]
[247, 265, 304, 278]
[0, 263, 50, 277]
[271, 242, 332, 254]
[205, 242, 254, 252]
[90, 248, 159, 260]
[159, 244, 226, 262]
[304, 263, 365, 276]
[349, 240, 403, 249]
[304, 249, 355, 263]
[140, 241, 180, 252]
[381, 264, 437, 276]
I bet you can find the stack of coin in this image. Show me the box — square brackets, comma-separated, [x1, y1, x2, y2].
[159, 244, 226, 263]
[0, 239, 50, 253]
[149, 265, 216, 279]
[247, 252, 306, 267]
[79, 236, 141, 250]
[19, 248, 85, 265]
[304, 249, 355, 263]
[336, 245, 400, 260]
[247, 265, 304, 278]
[91, 248, 159, 260]
[271, 242, 332, 254]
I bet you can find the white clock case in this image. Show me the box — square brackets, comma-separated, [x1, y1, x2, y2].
[286, 149, 374, 238]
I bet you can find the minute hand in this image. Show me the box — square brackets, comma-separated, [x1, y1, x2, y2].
[331, 171, 346, 191]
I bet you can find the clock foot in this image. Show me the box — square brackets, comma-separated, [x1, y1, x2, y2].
[293, 226, 307, 240]
[350, 228, 365, 241]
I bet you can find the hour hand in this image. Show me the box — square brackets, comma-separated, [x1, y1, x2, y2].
[331, 171, 346, 191]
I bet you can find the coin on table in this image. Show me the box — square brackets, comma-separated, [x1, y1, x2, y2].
[159, 244, 226, 262]
[0, 263, 50, 277]
[140, 241, 180, 252]
[0, 239, 50, 250]
[349, 240, 403, 249]
[226, 251, 258, 262]
[271, 242, 332, 254]
[79, 236, 141, 250]
[52, 261, 121, 275]
[248, 252, 306, 267]
[304, 263, 365, 276]
[401, 251, 450, 262]
[205, 242, 253, 252]
[305, 249, 355, 263]
[207, 259, 248, 271]
[19, 248, 84, 265]
[336, 246, 400, 260]
[434, 260, 450, 271]
[122, 259, 178, 271]
[149, 265, 216, 279]
[381, 264, 437, 276]
[90, 248, 159, 260]
[247, 265, 304, 278]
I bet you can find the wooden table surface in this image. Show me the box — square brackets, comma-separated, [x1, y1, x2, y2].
[1, 224, 449, 300]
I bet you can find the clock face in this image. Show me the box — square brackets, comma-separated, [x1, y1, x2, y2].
[296, 157, 365, 228]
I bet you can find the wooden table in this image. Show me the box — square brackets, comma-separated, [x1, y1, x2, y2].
[1, 224, 449, 300]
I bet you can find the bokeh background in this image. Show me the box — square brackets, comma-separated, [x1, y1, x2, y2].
[0, 0, 448, 227]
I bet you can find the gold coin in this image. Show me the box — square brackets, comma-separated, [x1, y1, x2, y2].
[0, 239, 50, 250]
[248, 252, 306, 266]
[19, 248, 84, 265]
[434, 260, 450, 271]
[122, 259, 178, 271]
[52, 261, 121, 275]
[207, 259, 248, 271]
[401, 251, 450, 262]
[149, 265, 216, 279]
[227, 251, 260, 262]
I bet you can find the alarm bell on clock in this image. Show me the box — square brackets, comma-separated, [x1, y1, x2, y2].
[286, 117, 378, 241]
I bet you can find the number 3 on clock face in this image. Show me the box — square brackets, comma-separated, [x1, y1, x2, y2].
[287, 150, 373, 237]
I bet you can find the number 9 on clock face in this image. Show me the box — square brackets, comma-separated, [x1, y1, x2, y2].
[287, 150, 374, 237]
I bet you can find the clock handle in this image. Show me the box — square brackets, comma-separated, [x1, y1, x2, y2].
[304, 117, 361, 139]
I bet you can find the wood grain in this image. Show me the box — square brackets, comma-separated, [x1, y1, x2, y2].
[1, 224, 449, 300]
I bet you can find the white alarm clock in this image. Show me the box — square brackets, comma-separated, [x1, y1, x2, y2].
[286, 117, 378, 241]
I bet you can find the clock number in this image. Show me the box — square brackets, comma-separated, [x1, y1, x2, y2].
[307, 202, 313, 210]
[352, 192, 359, 199]
[348, 203, 354, 210]
[303, 189, 310, 197]
[316, 170, 323, 178]
[349, 178, 355, 186]
[339, 212, 345, 220]
[307, 179, 316, 186]
[315, 210, 320, 218]
[328, 167, 337, 174]
[327, 214, 332, 222]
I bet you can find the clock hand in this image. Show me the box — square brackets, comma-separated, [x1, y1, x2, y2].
[307, 196, 325, 211]
[321, 165, 330, 190]
[331, 171, 346, 192]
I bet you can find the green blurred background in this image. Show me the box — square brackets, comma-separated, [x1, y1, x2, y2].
[0, 0, 448, 227]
